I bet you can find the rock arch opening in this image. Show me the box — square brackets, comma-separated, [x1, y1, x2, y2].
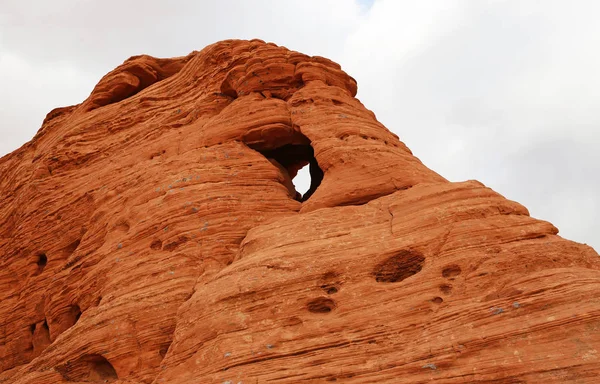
[257, 143, 323, 202]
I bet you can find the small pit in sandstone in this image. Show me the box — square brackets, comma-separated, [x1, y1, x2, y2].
[439, 284, 453, 294]
[319, 271, 341, 295]
[34, 253, 48, 275]
[322, 285, 339, 295]
[56, 354, 118, 382]
[37, 253, 48, 267]
[150, 239, 163, 250]
[251, 134, 323, 202]
[442, 265, 462, 279]
[373, 250, 425, 283]
[307, 297, 336, 314]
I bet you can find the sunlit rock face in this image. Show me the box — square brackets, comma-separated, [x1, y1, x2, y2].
[1, 39, 599, 384]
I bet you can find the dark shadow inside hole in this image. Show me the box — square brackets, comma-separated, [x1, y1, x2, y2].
[158, 341, 172, 359]
[373, 250, 425, 283]
[70, 305, 82, 325]
[307, 297, 336, 314]
[37, 253, 47, 268]
[37, 254, 47, 267]
[322, 285, 338, 295]
[32, 253, 48, 277]
[257, 143, 323, 202]
[63, 305, 82, 331]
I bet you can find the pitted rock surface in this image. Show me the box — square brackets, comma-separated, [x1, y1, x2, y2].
[1, 39, 599, 383]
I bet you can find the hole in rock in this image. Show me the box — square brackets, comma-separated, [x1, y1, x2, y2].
[58, 305, 82, 333]
[439, 284, 453, 294]
[56, 354, 118, 382]
[319, 271, 341, 295]
[373, 250, 425, 283]
[163, 236, 189, 252]
[36, 253, 48, 272]
[37, 253, 48, 267]
[322, 285, 338, 295]
[150, 239, 163, 250]
[442, 265, 462, 279]
[431, 297, 444, 304]
[294, 164, 311, 197]
[254, 141, 323, 202]
[307, 297, 336, 314]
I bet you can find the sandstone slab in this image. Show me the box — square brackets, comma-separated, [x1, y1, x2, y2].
[0, 39, 598, 383]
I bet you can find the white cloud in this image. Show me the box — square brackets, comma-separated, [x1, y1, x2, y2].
[343, 0, 600, 249]
[1, 0, 598, 250]
[0, 52, 95, 155]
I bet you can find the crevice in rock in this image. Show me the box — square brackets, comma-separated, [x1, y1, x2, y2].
[29, 319, 51, 358]
[252, 141, 323, 202]
[158, 340, 172, 360]
[56, 354, 118, 382]
[335, 185, 414, 208]
[63, 239, 81, 256]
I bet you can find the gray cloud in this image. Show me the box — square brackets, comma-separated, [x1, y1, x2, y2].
[1, 0, 598, 250]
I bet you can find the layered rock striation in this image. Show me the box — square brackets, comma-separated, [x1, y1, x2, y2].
[1, 39, 599, 383]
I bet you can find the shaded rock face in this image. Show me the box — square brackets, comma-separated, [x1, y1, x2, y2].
[0, 39, 599, 383]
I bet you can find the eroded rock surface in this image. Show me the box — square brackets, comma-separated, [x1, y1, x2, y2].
[1, 39, 598, 383]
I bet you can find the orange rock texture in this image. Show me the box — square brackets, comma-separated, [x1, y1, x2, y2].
[1, 39, 599, 383]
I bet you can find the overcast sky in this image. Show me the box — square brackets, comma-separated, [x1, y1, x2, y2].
[1, 0, 598, 251]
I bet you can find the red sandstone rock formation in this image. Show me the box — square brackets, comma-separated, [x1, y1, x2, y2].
[1, 39, 599, 383]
